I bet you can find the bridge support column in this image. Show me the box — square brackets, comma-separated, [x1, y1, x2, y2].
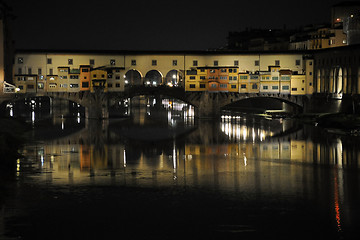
[85, 91, 109, 119]
[196, 92, 221, 118]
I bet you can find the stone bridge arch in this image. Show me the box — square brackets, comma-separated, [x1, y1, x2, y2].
[144, 70, 163, 86]
[125, 69, 143, 86]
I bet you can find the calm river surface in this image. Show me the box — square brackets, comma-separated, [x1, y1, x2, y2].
[1, 97, 360, 239]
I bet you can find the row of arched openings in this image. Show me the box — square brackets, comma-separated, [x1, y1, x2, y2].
[125, 69, 183, 87]
[316, 67, 360, 94]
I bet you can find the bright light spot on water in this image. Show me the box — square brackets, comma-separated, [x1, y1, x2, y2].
[31, 111, 35, 122]
[123, 150, 126, 167]
[16, 159, 20, 172]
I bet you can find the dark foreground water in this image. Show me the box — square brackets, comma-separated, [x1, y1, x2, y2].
[1, 99, 360, 239]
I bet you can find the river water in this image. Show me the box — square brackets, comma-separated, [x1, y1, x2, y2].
[1, 97, 360, 239]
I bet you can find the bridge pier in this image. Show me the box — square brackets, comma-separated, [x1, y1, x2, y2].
[196, 92, 221, 118]
[84, 91, 109, 119]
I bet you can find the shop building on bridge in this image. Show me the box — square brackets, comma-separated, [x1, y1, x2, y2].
[11, 49, 314, 96]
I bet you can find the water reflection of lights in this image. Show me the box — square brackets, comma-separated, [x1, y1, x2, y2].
[31, 111, 35, 123]
[77, 112, 81, 123]
[123, 150, 127, 167]
[221, 114, 273, 142]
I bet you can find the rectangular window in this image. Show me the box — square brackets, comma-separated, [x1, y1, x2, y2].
[49, 68, 53, 75]
[275, 60, 280, 66]
[70, 84, 79, 88]
[193, 60, 198, 66]
[68, 59, 73, 65]
[47, 58, 52, 64]
[18, 68, 22, 74]
[255, 60, 260, 66]
[200, 76, 206, 80]
[282, 86, 289, 90]
[214, 60, 218, 66]
[263, 86, 268, 90]
[131, 60, 136, 66]
[272, 86, 279, 90]
[28, 68, 32, 75]
[82, 68, 89, 72]
[200, 84, 206, 88]
[82, 82, 89, 88]
[108, 83, 113, 88]
[272, 77, 278, 80]
[152, 60, 157, 66]
[116, 83, 120, 88]
[234, 60, 239, 66]
[189, 84, 196, 88]
[17, 57, 23, 64]
[27, 84, 34, 89]
[241, 84, 246, 88]
[110, 59, 116, 65]
[231, 85, 236, 89]
[292, 88, 298, 91]
[252, 83, 258, 89]
[173, 60, 177, 66]
[38, 68, 42, 75]
[90, 59, 95, 65]
[295, 59, 301, 66]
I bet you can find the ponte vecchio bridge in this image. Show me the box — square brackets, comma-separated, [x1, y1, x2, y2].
[1, 45, 360, 118]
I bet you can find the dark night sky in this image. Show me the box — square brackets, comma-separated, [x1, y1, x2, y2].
[6, 0, 346, 51]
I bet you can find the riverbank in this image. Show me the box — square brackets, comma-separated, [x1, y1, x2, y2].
[0, 117, 30, 178]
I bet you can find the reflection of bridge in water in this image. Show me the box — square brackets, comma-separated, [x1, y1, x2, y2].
[25, 117, 359, 187]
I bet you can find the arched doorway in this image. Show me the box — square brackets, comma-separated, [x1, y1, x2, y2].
[165, 70, 183, 87]
[316, 69, 321, 93]
[343, 68, 348, 94]
[144, 70, 163, 86]
[125, 69, 142, 86]
[330, 68, 336, 93]
[336, 67, 343, 94]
